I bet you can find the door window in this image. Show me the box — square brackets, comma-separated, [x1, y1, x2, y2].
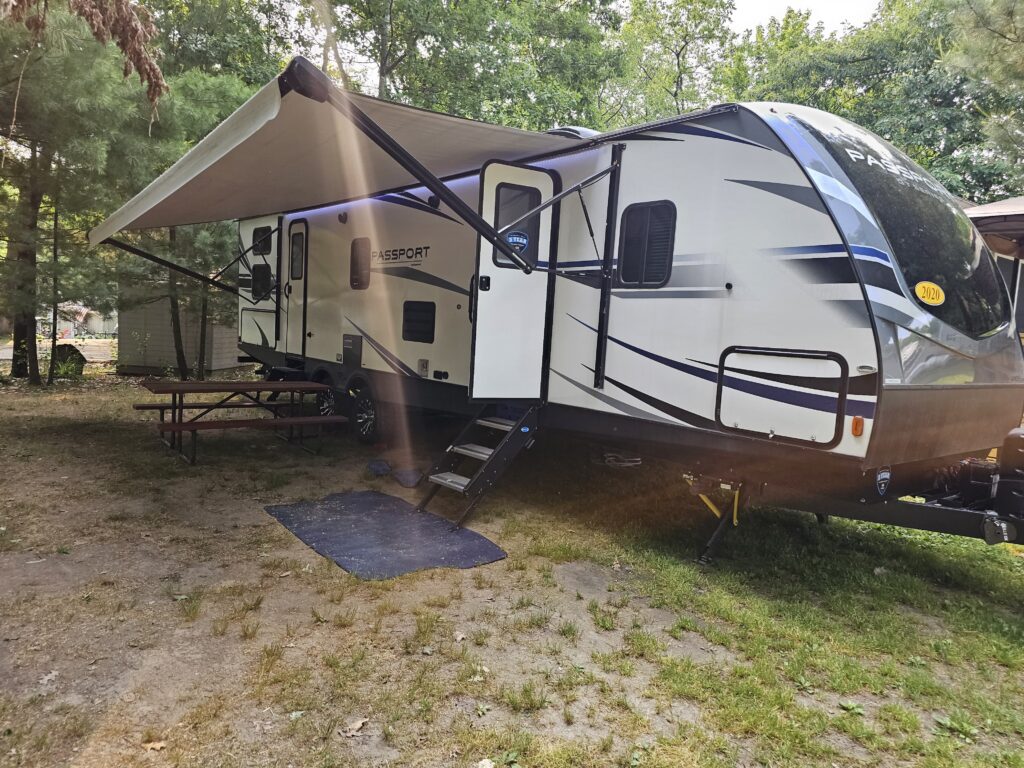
[289, 231, 305, 280]
[493, 183, 542, 268]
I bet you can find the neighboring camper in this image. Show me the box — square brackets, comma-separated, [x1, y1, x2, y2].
[92, 57, 1024, 550]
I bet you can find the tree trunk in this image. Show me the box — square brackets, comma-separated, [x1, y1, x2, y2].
[10, 146, 44, 384]
[167, 227, 189, 380]
[196, 285, 208, 381]
[46, 194, 59, 385]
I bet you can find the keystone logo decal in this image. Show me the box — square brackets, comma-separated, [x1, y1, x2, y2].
[876, 467, 892, 497]
[505, 231, 530, 254]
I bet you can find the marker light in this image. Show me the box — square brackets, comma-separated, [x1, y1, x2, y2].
[851, 415, 864, 437]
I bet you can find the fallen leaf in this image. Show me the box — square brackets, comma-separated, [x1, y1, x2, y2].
[288, 710, 305, 721]
[142, 741, 166, 752]
[343, 717, 368, 737]
[278, 571, 291, 578]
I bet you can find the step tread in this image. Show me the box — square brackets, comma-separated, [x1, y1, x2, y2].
[429, 471, 472, 492]
[476, 416, 516, 431]
[452, 443, 494, 460]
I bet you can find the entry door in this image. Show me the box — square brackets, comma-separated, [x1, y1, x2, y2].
[284, 219, 308, 357]
[471, 162, 557, 401]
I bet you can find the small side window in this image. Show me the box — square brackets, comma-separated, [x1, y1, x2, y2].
[351, 237, 371, 290]
[289, 231, 304, 280]
[402, 301, 436, 343]
[617, 201, 675, 288]
[251, 226, 272, 256]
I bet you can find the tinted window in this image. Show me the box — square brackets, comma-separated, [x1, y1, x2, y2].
[402, 301, 435, 343]
[251, 226, 272, 256]
[351, 237, 371, 290]
[618, 202, 675, 287]
[797, 115, 1009, 338]
[494, 183, 542, 268]
[289, 231, 304, 281]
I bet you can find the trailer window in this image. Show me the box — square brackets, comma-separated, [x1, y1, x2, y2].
[795, 114, 1010, 338]
[251, 226, 272, 256]
[351, 238, 371, 289]
[618, 202, 675, 288]
[289, 231, 304, 280]
[493, 183, 542, 268]
[403, 301, 436, 343]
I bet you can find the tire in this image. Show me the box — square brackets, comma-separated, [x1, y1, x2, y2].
[315, 382, 338, 417]
[349, 384, 383, 445]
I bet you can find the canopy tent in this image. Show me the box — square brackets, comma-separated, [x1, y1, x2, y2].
[965, 196, 1024, 257]
[88, 57, 582, 255]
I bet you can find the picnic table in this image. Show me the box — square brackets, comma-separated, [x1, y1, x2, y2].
[136, 379, 347, 464]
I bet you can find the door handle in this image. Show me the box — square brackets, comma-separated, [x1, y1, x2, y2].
[468, 275, 477, 323]
[284, 283, 292, 297]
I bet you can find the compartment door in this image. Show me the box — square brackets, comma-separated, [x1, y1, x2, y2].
[716, 348, 848, 447]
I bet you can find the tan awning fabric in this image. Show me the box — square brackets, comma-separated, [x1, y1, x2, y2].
[89, 59, 580, 246]
[965, 196, 1024, 253]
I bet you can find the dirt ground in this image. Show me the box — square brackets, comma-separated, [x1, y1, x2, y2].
[1, 376, 1023, 768]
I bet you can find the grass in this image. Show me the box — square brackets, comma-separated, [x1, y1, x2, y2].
[502, 680, 549, 713]
[2, 378, 1024, 767]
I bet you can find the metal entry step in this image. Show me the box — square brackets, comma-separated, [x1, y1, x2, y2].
[428, 471, 471, 492]
[452, 443, 494, 461]
[476, 416, 516, 431]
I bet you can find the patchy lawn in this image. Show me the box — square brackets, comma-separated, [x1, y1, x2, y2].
[0, 376, 1022, 768]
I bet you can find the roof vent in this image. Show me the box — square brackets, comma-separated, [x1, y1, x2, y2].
[545, 126, 600, 139]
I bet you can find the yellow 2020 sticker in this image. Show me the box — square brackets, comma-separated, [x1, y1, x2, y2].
[914, 281, 945, 306]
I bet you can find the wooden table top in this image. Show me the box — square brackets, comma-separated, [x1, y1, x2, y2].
[140, 379, 330, 395]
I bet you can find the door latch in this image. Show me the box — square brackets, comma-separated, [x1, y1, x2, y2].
[479, 276, 491, 291]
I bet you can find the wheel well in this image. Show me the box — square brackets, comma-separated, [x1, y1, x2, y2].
[343, 372, 370, 396]
[310, 368, 334, 387]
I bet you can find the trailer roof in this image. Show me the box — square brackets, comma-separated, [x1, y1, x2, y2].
[88, 58, 582, 246]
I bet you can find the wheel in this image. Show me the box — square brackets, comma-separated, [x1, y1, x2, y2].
[315, 384, 338, 416]
[349, 384, 383, 444]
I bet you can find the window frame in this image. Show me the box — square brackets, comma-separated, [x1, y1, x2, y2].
[350, 237, 371, 290]
[492, 182, 544, 269]
[615, 200, 677, 289]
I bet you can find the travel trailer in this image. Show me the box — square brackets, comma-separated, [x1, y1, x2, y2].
[92, 57, 1024, 551]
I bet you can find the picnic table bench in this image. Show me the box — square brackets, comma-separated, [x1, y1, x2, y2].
[137, 379, 347, 464]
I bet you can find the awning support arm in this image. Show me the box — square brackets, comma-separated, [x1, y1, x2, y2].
[496, 161, 618, 238]
[103, 237, 249, 302]
[278, 58, 532, 273]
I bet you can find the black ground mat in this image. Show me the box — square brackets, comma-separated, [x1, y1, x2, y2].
[265, 490, 506, 580]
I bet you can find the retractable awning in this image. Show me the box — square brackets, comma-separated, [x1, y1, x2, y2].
[88, 57, 582, 263]
[966, 196, 1024, 257]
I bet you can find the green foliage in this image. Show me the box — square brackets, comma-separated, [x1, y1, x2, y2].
[720, 0, 1021, 202]
[332, 0, 622, 131]
[603, 0, 734, 125]
[949, 0, 1024, 191]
